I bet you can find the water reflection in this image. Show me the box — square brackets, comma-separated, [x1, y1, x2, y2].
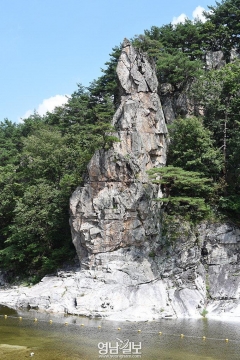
[0, 306, 240, 359]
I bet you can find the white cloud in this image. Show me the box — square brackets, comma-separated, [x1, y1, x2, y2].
[192, 6, 206, 22]
[172, 6, 207, 25]
[19, 94, 69, 122]
[172, 13, 188, 25]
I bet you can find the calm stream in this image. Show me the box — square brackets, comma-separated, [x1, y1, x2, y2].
[0, 306, 240, 359]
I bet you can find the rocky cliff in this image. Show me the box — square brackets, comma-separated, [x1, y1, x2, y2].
[0, 41, 240, 321]
[69, 38, 168, 270]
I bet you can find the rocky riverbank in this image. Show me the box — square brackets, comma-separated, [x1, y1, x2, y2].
[0, 221, 240, 321]
[1, 41, 240, 322]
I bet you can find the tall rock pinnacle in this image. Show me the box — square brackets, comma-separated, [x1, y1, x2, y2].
[70, 39, 168, 269]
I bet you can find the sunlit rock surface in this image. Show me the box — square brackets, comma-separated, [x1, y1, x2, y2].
[69, 39, 168, 270]
[1, 41, 240, 321]
[0, 221, 240, 320]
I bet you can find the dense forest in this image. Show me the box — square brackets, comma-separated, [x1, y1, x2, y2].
[0, 0, 239, 280]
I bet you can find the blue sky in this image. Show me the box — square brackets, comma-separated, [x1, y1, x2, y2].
[0, 0, 216, 123]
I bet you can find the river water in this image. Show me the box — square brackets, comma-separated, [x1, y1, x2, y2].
[0, 306, 240, 360]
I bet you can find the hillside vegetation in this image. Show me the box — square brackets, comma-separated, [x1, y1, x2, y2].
[0, 0, 239, 279]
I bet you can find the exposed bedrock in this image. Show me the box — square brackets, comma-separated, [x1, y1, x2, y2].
[70, 39, 168, 270]
[1, 41, 240, 321]
[1, 221, 240, 320]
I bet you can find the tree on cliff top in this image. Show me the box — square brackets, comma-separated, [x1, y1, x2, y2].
[204, 0, 240, 58]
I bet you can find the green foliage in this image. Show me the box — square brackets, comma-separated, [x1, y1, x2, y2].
[1, 182, 67, 273]
[204, 0, 240, 58]
[0, 164, 19, 250]
[0, 82, 118, 277]
[167, 117, 222, 179]
[218, 195, 240, 219]
[132, 1, 239, 91]
[0, 119, 22, 165]
[88, 46, 121, 107]
[201, 308, 208, 317]
[193, 60, 240, 137]
[192, 60, 240, 195]
[46, 83, 115, 130]
[156, 52, 203, 89]
[148, 166, 214, 219]
[142, 20, 205, 60]
[148, 251, 156, 258]
[132, 34, 164, 60]
[133, 23, 203, 89]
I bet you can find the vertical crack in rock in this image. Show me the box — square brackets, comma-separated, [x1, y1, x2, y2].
[70, 39, 168, 270]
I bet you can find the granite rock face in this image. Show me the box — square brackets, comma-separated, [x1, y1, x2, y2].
[1, 42, 240, 321]
[70, 39, 168, 270]
[205, 50, 226, 70]
[1, 221, 240, 320]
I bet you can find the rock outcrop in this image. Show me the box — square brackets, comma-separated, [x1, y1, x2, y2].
[70, 39, 168, 270]
[1, 221, 240, 320]
[1, 41, 240, 321]
[159, 82, 192, 124]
